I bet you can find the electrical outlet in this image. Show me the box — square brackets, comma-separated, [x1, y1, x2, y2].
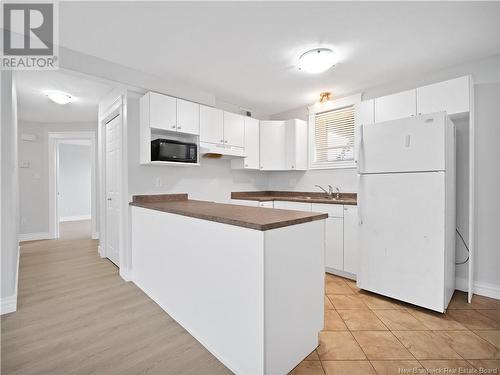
[155, 177, 162, 187]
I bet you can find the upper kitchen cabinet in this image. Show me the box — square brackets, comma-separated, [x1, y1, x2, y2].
[200, 105, 224, 144]
[355, 99, 375, 126]
[176, 98, 200, 135]
[223, 111, 245, 148]
[285, 119, 308, 170]
[260, 121, 287, 170]
[417, 76, 470, 116]
[260, 120, 307, 171]
[231, 117, 260, 170]
[142, 92, 177, 131]
[374, 89, 416, 123]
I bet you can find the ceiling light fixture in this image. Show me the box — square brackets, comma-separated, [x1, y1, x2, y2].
[298, 48, 337, 74]
[319, 92, 332, 103]
[46, 91, 72, 105]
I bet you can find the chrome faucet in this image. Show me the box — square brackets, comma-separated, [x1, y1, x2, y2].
[315, 184, 341, 199]
[329, 185, 341, 199]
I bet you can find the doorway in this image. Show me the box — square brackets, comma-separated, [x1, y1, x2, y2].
[48, 132, 97, 240]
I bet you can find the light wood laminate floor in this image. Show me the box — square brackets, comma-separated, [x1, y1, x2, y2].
[1, 221, 232, 375]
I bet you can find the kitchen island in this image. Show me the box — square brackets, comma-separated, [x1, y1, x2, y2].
[130, 194, 326, 375]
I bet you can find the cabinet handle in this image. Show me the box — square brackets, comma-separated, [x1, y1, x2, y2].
[220, 139, 224, 143]
[291, 165, 295, 169]
[224, 140, 228, 143]
[245, 164, 248, 167]
[178, 126, 182, 129]
[171, 125, 176, 129]
[260, 166, 263, 169]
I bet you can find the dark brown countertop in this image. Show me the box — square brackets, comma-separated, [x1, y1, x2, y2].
[130, 194, 327, 231]
[231, 191, 357, 205]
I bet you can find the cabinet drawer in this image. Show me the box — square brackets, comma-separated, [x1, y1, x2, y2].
[311, 203, 344, 218]
[230, 199, 258, 207]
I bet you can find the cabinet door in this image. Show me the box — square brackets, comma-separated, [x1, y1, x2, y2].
[285, 119, 307, 170]
[260, 121, 286, 170]
[343, 205, 359, 275]
[223, 111, 245, 147]
[200, 105, 224, 144]
[374, 89, 416, 123]
[325, 217, 344, 271]
[176, 99, 199, 135]
[149, 92, 177, 131]
[417, 76, 470, 116]
[355, 99, 374, 126]
[273, 201, 312, 212]
[243, 117, 259, 169]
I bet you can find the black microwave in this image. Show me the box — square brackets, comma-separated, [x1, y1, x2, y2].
[151, 139, 197, 163]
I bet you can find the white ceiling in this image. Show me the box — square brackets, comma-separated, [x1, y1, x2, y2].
[16, 70, 113, 123]
[57, 2, 500, 117]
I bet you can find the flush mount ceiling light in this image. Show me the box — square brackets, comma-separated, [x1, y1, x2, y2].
[298, 48, 337, 74]
[46, 91, 72, 105]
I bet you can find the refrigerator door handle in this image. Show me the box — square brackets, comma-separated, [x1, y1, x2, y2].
[357, 125, 364, 173]
[358, 175, 363, 225]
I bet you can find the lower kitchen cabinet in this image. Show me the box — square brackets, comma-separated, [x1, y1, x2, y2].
[325, 217, 344, 271]
[343, 205, 359, 275]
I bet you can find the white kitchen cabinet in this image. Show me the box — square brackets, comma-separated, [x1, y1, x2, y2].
[325, 217, 344, 271]
[260, 120, 307, 171]
[223, 111, 245, 148]
[260, 121, 286, 170]
[285, 119, 308, 170]
[273, 201, 312, 212]
[417, 76, 470, 116]
[142, 92, 177, 131]
[200, 105, 224, 144]
[355, 99, 375, 126]
[231, 117, 260, 170]
[374, 89, 416, 123]
[343, 205, 359, 275]
[176, 98, 200, 135]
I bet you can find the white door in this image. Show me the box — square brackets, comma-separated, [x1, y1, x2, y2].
[343, 206, 358, 275]
[223, 111, 245, 147]
[357, 172, 446, 312]
[200, 105, 224, 144]
[260, 121, 286, 170]
[176, 98, 199, 135]
[105, 114, 121, 266]
[374, 89, 416, 123]
[359, 113, 445, 174]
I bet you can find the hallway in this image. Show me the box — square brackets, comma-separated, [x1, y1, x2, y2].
[1, 221, 231, 375]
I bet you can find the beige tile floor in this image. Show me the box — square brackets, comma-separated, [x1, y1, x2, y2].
[291, 273, 500, 375]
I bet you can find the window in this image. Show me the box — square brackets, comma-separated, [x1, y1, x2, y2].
[310, 105, 356, 169]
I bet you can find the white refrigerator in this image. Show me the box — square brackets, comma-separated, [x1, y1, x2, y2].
[357, 112, 456, 312]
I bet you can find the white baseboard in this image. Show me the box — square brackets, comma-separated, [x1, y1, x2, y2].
[456, 277, 500, 300]
[59, 215, 91, 222]
[325, 267, 356, 281]
[92, 231, 100, 240]
[1, 294, 17, 315]
[18, 232, 51, 242]
[119, 267, 133, 282]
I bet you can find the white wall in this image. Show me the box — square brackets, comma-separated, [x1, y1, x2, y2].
[269, 54, 500, 295]
[17, 121, 97, 235]
[1, 71, 20, 313]
[58, 143, 92, 221]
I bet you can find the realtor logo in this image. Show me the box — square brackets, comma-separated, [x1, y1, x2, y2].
[1, 2, 58, 69]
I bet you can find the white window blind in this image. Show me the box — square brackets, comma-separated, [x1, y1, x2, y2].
[312, 105, 355, 168]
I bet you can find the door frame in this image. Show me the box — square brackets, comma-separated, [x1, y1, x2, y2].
[98, 93, 129, 278]
[48, 131, 97, 239]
